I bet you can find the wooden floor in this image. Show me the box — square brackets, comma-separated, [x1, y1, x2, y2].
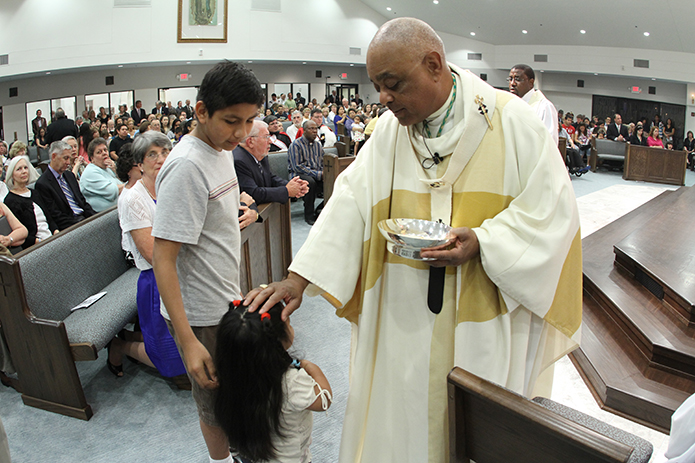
[572, 186, 695, 433]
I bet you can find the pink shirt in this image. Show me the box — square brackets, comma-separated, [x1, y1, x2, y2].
[647, 137, 664, 148]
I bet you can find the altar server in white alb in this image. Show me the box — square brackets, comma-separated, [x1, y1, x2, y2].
[246, 17, 583, 463]
[508, 63, 559, 145]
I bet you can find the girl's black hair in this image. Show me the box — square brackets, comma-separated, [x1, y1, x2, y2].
[214, 302, 292, 462]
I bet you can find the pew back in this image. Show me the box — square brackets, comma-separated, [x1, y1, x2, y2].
[447, 367, 637, 463]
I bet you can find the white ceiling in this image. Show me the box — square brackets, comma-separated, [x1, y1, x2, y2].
[360, 0, 695, 54]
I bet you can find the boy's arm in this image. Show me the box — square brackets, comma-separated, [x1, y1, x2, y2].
[153, 237, 218, 389]
[300, 360, 332, 411]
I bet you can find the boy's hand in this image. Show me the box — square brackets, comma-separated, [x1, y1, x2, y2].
[183, 339, 218, 389]
[238, 205, 257, 229]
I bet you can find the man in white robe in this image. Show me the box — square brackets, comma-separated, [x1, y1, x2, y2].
[509, 64, 559, 145]
[246, 18, 582, 463]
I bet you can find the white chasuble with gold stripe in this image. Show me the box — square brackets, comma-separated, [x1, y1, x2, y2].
[289, 66, 582, 463]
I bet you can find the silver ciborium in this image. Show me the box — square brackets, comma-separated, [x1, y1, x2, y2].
[378, 219, 452, 261]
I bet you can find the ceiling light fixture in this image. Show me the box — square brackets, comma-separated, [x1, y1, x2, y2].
[118, 65, 123, 68]
[302, 62, 307, 65]
[470, 32, 475, 36]
[386, 7, 391, 11]
[522, 30, 528, 34]
[248, 60, 253, 63]
[594, 73, 598, 76]
[580, 30, 586, 34]
[433, 0, 439, 3]
[350, 63, 354, 66]
[46, 72, 51, 75]
[652, 78, 656, 81]
[186, 61, 191, 64]
[644, 32, 650, 36]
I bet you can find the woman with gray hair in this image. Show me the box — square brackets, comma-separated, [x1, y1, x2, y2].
[80, 137, 123, 212]
[114, 130, 186, 380]
[4, 156, 55, 248]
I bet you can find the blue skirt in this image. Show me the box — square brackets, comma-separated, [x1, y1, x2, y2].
[137, 269, 186, 377]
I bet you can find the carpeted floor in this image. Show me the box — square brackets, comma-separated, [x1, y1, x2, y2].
[2, 167, 694, 462]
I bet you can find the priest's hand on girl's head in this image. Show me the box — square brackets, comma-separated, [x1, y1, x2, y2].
[244, 272, 309, 321]
[420, 227, 479, 268]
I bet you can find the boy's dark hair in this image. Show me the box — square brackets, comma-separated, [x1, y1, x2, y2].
[214, 302, 292, 462]
[197, 61, 265, 117]
[116, 122, 127, 132]
[115, 144, 135, 182]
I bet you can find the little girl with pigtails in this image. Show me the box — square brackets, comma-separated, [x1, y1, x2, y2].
[214, 300, 332, 463]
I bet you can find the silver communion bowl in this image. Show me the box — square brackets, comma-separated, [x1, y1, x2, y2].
[378, 218, 452, 252]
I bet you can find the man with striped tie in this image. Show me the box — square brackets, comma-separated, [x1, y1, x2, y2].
[36, 140, 96, 230]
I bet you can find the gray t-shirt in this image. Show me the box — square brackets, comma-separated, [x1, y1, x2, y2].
[153, 135, 241, 326]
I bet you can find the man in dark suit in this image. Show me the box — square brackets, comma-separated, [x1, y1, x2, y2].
[151, 101, 166, 116]
[36, 141, 96, 230]
[233, 120, 308, 204]
[31, 109, 48, 138]
[607, 113, 629, 142]
[131, 100, 147, 124]
[45, 108, 78, 145]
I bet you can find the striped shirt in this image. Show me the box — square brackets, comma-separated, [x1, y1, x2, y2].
[288, 135, 324, 181]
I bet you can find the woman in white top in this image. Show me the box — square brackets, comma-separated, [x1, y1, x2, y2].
[3, 156, 50, 249]
[116, 131, 186, 378]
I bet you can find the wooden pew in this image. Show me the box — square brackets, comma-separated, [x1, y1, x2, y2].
[238, 201, 292, 295]
[323, 153, 356, 202]
[624, 143, 686, 185]
[0, 201, 291, 420]
[447, 367, 652, 463]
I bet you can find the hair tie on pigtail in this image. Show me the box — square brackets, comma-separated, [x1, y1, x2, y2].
[260, 313, 271, 321]
[232, 300, 242, 307]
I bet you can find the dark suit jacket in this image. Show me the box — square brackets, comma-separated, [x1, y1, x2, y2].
[233, 146, 289, 204]
[35, 168, 96, 230]
[607, 123, 629, 141]
[131, 107, 147, 124]
[45, 118, 79, 145]
[31, 116, 47, 136]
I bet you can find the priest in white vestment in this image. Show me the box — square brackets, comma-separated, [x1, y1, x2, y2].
[246, 18, 582, 463]
[509, 64, 559, 145]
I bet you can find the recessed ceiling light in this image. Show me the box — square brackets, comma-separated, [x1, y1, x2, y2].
[470, 32, 475, 36]
[302, 62, 307, 65]
[580, 30, 586, 34]
[118, 65, 123, 68]
[594, 73, 598, 76]
[522, 30, 528, 34]
[350, 63, 354, 66]
[186, 61, 191, 64]
[539, 70, 544, 73]
[644, 32, 650, 36]
[46, 72, 51, 75]
[433, 0, 439, 3]
[386, 7, 391, 11]
[248, 60, 253, 63]
[652, 78, 656, 81]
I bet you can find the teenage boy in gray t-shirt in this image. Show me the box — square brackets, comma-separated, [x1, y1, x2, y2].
[152, 61, 264, 463]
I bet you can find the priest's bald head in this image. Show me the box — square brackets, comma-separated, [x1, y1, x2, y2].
[367, 18, 454, 127]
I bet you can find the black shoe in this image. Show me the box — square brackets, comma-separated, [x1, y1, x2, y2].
[305, 217, 316, 226]
[106, 341, 124, 377]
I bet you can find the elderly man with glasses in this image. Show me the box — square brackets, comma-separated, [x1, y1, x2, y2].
[233, 120, 308, 204]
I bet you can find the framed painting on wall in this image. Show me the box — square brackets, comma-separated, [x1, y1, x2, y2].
[177, 0, 228, 43]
